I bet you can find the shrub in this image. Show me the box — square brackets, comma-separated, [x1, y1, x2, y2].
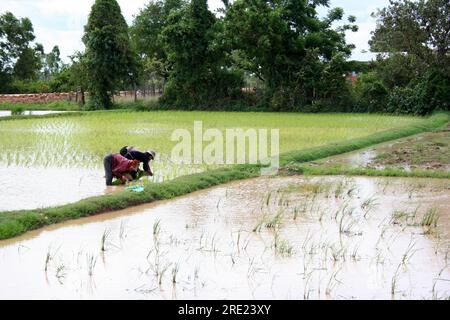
[353, 72, 388, 112]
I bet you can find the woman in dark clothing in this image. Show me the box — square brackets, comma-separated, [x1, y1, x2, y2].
[120, 146, 155, 178]
[104, 153, 140, 186]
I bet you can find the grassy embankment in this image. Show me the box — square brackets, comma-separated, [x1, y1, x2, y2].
[0, 112, 448, 240]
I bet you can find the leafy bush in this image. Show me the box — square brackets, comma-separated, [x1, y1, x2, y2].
[7, 80, 51, 94]
[385, 71, 450, 115]
[11, 105, 24, 115]
[353, 72, 388, 112]
[386, 87, 418, 114]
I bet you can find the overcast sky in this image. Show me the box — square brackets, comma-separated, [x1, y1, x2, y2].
[0, 0, 390, 62]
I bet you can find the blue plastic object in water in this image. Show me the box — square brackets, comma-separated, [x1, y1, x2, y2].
[125, 185, 145, 193]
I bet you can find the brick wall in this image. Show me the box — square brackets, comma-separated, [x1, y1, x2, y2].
[0, 92, 77, 104]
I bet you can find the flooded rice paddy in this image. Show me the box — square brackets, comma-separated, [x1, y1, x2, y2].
[0, 176, 448, 299]
[309, 126, 450, 173]
[0, 112, 425, 211]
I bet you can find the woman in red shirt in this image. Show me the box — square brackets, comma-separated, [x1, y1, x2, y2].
[103, 153, 140, 186]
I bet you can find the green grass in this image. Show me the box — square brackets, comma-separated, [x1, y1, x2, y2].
[0, 112, 448, 240]
[287, 164, 450, 179]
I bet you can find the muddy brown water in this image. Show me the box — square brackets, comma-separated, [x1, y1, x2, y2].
[311, 130, 450, 172]
[0, 176, 449, 299]
[0, 166, 120, 211]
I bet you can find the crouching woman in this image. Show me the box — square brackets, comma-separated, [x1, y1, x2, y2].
[103, 153, 140, 186]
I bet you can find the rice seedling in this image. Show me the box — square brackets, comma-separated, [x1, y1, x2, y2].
[119, 220, 128, 240]
[421, 208, 439, 228]
[55, 264, 67, 283]
[252, 215, 267, 233]
[432, 265, 449, 300]
[338, 208, 359, 236]
[158, 262, 172, 286]
[273, 231, 294, 257]
[401, 238, 419, 266]
[325, 268, 343, 297]
[265, 211, 284, 229]
[361, 196, 379, 219]
[86, 253, 97, 276]
[100, 228, 111, 252]
[350, 244, 360, 261]
[153, 219, 162, 240]
[44, 245, 60, 272]
[334, 180, 346, 199]
[44, 250, 52, 272]
[391, 263, 402, 297]
[329, 244, 346, 263]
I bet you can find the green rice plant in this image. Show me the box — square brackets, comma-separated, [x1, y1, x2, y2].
[44, 246, 60, 272]
[329, 244, 346, 262]
[55, 264, 67, 283]
[391, 263, 402, 297]
[350, 244, 360, 261]
[390, 207, 420, 226]
[44, 250, 52, 272]
[252, 215, 267, 233]
[153, 219, 162, 239]
[421, 208, 439, 228]
[171, 263, 180, 284]
[101, 228, 111, 252]
[273, 231, 294, 257]
[325, 267, 343, 297]
[334, 180, 346, 199]
[265, 211, 284, 229]
[172, 263, 180, 284]
[264, 191, 272, 208]
[432, 265, 448, 300]
[119, 220, 127, 239]
[158, 262, 171, 285]
[401, 238, 418, 266]
[86, 253, 97, 276]
[361, 196, 379, 219]
[292, 206, 300, 221]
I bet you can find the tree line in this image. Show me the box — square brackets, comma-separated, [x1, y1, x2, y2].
[0, 0, 448, 114]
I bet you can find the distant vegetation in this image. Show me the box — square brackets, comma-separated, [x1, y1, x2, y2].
[0, 0, 448, 114]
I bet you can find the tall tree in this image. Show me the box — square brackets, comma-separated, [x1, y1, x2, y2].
[43, 45, 63, 80]
[370, 0, 450, 113]
[223, 0, 357, 110]
[13, 45, 42, 80]
[162, 0, 243, 107]
[370, 0, 450, 72]
[83, 0, 139, 109]
[130, 0, 186, 89]
[0, 11, 36, 91]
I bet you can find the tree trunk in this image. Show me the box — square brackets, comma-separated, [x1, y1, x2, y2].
[80, 87, 85, 106]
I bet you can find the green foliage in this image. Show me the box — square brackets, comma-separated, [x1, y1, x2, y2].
[83, 0, 139, 109]
[131, 0, 186, 83]
[0, 11, 37, 91]
[222, 0, 358, 110]
[10, 105, 24, 115]
[42, 45, 63, 80]
[7, 79, 50, 93]
[368, 0, 450, 114]
[160, 0, 244, 107]
[353, 72, 388, 112]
